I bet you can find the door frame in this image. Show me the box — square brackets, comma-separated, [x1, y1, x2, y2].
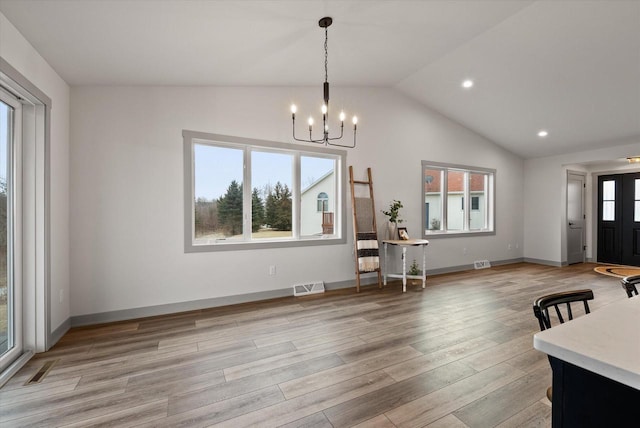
[566, 170, 586, 264]
[591, 167, 640, 264]
[0, 57, 52, 387]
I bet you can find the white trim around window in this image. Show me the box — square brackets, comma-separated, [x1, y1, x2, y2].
[183, 130, 347, 252]
[422, 160, 496, 238]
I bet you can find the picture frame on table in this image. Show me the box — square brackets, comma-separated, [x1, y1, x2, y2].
[398, 227, 409, 240]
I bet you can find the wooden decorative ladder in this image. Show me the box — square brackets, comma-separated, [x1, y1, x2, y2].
[349, 166, 382, 292]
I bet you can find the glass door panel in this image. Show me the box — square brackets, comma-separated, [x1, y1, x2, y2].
[602, 180, 615, 221]
[0, 100, 11, 357]
[635, 179, 640, 222]
[0, 92, 20, 372]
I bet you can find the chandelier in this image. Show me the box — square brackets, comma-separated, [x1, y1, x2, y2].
[290, 17, 358, 148]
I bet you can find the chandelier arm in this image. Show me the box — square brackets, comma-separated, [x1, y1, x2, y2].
[292, 130, 326, 144]
[327, 122, 345, 141]
[292, 116, 325, 144]
[327, 138, 356, 149]
[293, 137, 326, 144]
[328, 124, 356, 148]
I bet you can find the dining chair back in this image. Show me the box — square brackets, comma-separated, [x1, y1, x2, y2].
[533, 289, 594, 331]
[621, 275, 640, 298]
[533, 289, 595, 401]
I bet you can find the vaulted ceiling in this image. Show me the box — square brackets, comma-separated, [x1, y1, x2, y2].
[1, 0, 638, 159]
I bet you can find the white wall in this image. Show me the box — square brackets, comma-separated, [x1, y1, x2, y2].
[524, 139, 640, 264]
[70, 85, 524, 318]
[0, 12, 70, 335]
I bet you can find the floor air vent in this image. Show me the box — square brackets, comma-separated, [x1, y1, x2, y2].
[293, 281, 325, 296]
[25, 359, 58, 385]
[474, 260, 492, 269]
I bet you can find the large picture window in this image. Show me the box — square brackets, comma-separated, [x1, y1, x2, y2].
[422, 161, 495, 237]
[184, 131, 346, 252]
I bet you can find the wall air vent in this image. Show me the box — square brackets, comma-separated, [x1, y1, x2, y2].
[293, 281, 325, 296]
[474, 260, 491, 269]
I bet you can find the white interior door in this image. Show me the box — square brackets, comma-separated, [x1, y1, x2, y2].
[567, 172, 586, 265]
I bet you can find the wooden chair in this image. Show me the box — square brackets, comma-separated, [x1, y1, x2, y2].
[621, 275, 640, 298]
[533, 289, 595, 401]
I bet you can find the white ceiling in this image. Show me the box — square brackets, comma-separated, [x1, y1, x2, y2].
[1, 0, 638, 159]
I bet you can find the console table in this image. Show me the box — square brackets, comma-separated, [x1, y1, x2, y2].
[533, 295, 640, 426]
[382, 239, 429, 292]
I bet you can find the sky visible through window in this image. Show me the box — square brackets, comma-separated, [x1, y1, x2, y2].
[194, 144, 333, 200]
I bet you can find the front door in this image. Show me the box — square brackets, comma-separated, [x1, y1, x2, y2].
[598, 172, 640, 266]
[567, 172, 585, 264]
[621, 173, 640, 266]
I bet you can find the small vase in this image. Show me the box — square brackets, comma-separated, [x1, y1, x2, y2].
[387, 222, 397, 240]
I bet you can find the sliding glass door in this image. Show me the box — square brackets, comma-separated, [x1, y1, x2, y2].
[0, 89, 21, 372]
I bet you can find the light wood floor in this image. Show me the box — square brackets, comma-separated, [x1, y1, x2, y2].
[0, 262, 627, 427]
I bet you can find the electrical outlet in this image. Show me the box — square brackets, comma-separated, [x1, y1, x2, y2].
[507, 244, 512, 250]
[269, 265, 276, 276]
[463, 247, 467, 255]
[515, 242, 519, 249]
[59, 289, 64, 303]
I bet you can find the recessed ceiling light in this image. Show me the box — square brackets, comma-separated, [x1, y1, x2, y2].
[462, 79, 474, 89]
[537, 130, 549, 138]
[627, 156, 640, 164]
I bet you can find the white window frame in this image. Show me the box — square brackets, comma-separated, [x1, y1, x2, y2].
[0, 57, 52, 371]
[422, 161, 495, 238]
[183, 130, 346, 252]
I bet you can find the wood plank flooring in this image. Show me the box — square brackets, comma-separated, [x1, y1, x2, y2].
[0, 262, 627, 427]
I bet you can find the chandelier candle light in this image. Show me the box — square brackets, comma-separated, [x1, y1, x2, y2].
[290, 17, 358, 148]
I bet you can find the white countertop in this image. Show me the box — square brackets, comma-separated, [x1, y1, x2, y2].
[533, 295, 640, 390]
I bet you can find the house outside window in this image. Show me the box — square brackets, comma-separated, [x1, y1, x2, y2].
[422, 161, 495, 237]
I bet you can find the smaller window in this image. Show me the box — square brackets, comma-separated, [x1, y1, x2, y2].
[317, 192, 329, 212]
[422, 161, 495, 237]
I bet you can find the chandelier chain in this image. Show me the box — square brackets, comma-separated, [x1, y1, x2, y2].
[324, 26, 328, 83]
